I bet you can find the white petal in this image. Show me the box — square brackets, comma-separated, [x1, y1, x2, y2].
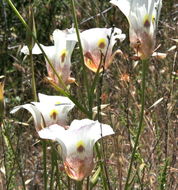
[69, 119, 95, 131]
[21, 44, 55, 61]
[110, 0, 131, 18]
[68, 119, 114, 143]
[38, 93, 74, 106]
[33, 44, 56, 61]
[153, 0, 162, 26]
[52, 29, 66, 51]
[21, 45, 29, 55]
[81, 28, 108, 50]
[110, 28, 126, 46]
[38, 124, 65, 140]
[66, 33, 78, 42]
[87, 120, 115, 143]
[10, 104, 44, 131]
[117, 34, 126, 42]
[66, 40, 77, 59]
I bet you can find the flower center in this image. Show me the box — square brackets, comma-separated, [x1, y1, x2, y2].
[143, 15, 151, 28]
[97, 38, 106, 49]
[50, 109, 59, 120]
[60, 49, 67, 63]
[76, 140, 85, 153]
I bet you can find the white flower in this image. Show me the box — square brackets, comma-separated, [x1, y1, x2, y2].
[80, 28, 126, 72]
[21, 28, 77, 85]
[110, 0, 162, 59]
[38, 119, 115, 181]
[10, 93, 75, 129]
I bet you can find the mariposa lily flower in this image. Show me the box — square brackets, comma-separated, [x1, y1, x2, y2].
[80, 28, 126, 72]
[21, 29, 77, 86]
[38, 119, 114, 181]
[110, 0, 162, 59]
[10, 93, 75, 128]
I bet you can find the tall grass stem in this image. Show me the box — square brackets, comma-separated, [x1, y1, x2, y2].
[2, 121, 26, 190]
[69, 0, 90, 107]
[42, 141, 48, 190]
[124, 59, 148, 189]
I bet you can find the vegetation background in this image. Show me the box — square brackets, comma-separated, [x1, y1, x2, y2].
[0, 0, 177, 189]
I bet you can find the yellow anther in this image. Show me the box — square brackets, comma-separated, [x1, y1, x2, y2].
[152, 15, 155, 23]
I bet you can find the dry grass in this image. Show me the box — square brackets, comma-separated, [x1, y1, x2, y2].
[0, 0, 177, 189]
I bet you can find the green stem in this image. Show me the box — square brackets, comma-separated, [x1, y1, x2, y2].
[28, 6, 37, 101]
[69, 0, 90, 106]
[29, 49, 37, 101]
[49, 148, 54, 190]
[76, 180, 83, 190]
[51, 82, 90, 116]
[43, 141, 48, 190]
[124, 59, 148, 189]
[93, 30, 115, 190]
[2, 121, 26, 190]
[95, 143, 108, 190]
[88, 57, 104, 119]
[54, 155, 61, 190]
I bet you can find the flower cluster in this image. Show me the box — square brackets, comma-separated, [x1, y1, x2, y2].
[12, 0, 162, 182]
[21, 27, 126, 85]
[11, 94, 114, 180]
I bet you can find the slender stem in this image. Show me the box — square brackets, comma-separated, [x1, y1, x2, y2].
[88, 54, 105, 118]
[2, 121, 26, 190]
[96, 74, 111, 190]
[49, 80, 90, 116]
[2, 0, 8, 74]
[69, 0, 90, 105]
[28, 5, 37, 101]
[95, 143, 108, 190]
[29, 49, 37, 101]
[76, 180, 83, 190]
[43, 141, 48, 190]
[124, 59, 148, 189]
[95, 30, 115, 190]
[49, 147, 55, 190]
[54, 157, 61, 190]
